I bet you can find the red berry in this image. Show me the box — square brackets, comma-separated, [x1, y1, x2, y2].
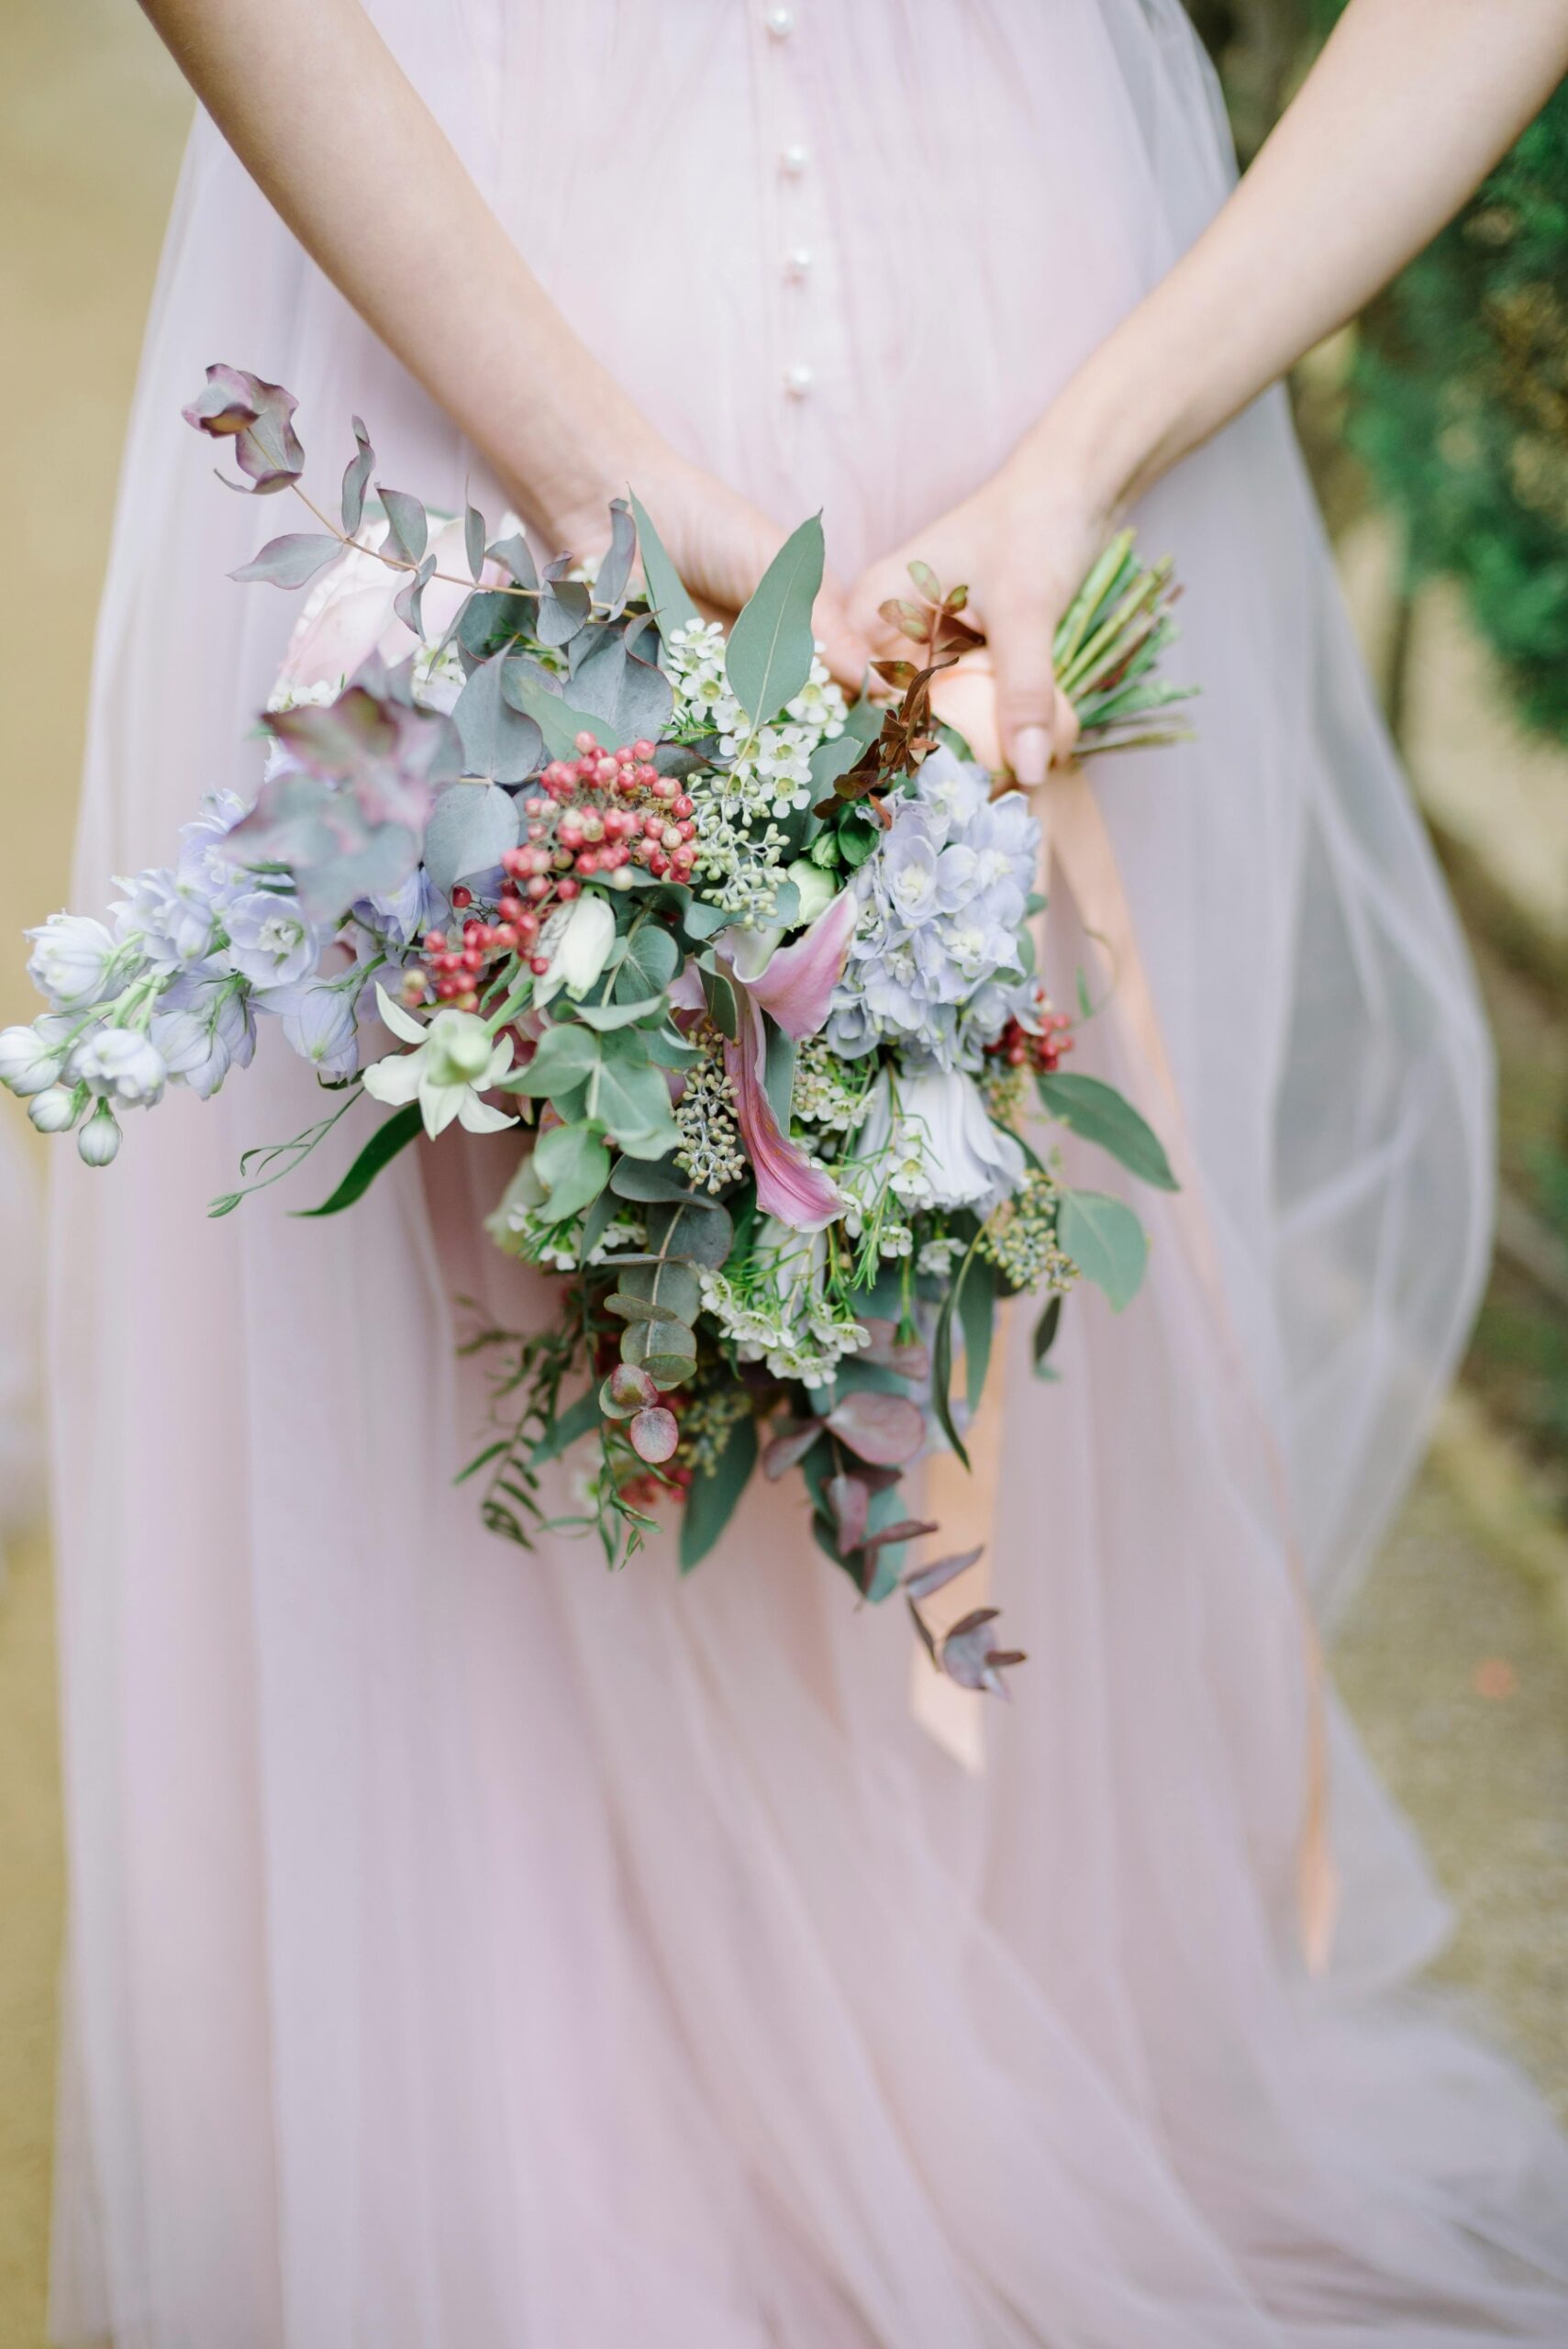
[423, 930, 446, 952]
[451, 885, 473, 909]
[530, 954, 551, 975]
[632, 739, 655, 762]
[573, 730, 598, 754]
[556, 876, 581, 900]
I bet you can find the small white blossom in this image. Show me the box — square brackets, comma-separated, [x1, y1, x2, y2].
[361, 985, 517, 1139]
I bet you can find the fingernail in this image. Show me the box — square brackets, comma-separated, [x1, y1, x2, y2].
[1013, 726, 1050, 786]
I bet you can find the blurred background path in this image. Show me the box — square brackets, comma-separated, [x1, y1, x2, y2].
[2, 6, 1565, 2341]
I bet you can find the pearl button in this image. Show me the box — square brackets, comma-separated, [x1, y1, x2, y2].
[784, 363, 814, 399]
[765, 6, 795, 35]
[783, 246, 812, 282]
[780, 142, 809, 176]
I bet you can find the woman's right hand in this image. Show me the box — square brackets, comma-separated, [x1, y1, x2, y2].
[543, 448, 870, 694]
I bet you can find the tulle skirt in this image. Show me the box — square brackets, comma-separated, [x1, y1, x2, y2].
[49, 3, 1568, 2341]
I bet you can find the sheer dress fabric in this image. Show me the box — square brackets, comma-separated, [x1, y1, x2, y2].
[50, 3, 1568, 2343]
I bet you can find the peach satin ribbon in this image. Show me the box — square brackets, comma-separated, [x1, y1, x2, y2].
[912, 754, 1338, 1973]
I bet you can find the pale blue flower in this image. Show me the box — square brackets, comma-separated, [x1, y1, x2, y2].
[26, 912, 123, 1009]
[223, 890, 318, 988]
[111, 868, 224, 974]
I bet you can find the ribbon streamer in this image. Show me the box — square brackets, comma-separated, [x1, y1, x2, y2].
[911, 753, 1338, 1973]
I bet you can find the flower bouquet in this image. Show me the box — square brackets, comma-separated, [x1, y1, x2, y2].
[4, 368, 1195, 1696]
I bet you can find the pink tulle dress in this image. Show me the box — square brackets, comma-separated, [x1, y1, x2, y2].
[49, 4, 1568, 2343]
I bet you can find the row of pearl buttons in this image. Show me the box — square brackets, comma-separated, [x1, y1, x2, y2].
[771, 11, 810, 395]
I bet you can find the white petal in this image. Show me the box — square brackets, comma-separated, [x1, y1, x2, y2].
[457, 1094, 519, 1135]
[419, 1075, 463, 1138]
[374, 982, 428, 1045]
[362, 1051, 424, 1108]
[482, 1037, 515, 1087]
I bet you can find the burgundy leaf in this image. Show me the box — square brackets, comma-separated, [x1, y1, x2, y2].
[182, 364, 304, 493]
[859, 1316, 931, 1380]
[903, 1545, 983, 1601]
[826, 1473, 870, 1552]
[602, 1364, 658, 1420]
[939, 1608, 1027, 1698]
[265, 682, 461, 831]
[629, 1406, 679, 1464]
[822, 1388, 925, 1467]
[763, 1420, 824, 1481]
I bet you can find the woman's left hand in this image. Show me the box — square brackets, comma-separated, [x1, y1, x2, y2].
[845, 442, 1105, 785]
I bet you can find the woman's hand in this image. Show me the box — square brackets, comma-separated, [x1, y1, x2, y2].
[547, 447, 870, 693]
[846, 444, 1103, 784]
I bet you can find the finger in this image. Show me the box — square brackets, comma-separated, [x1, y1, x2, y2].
[815, 573, 873, 692]
[1051, 680, 1081, 767]
[986, 594, 1061, 786]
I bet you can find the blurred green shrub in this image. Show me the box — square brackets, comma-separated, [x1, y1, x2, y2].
[1189, 4, 1568, 746]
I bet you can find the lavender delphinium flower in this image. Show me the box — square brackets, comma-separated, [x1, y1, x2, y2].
[69, 1027, 167, 1108]
[253, 975, 361, 1079]
[222, 889, 318, 988]
[112, 868, 226, 974]
[826, 747, 1039, 1073]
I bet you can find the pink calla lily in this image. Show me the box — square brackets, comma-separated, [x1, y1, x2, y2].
[724, 995, 841, 1231]
[747, 886, 858, 1040]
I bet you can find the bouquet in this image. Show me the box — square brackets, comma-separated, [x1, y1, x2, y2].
[4, 368, 1195, 1697]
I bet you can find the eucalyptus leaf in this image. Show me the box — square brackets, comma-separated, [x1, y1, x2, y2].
[487, 532, 538, 591]
[533, 1120, 611, 1223]
[1038, 1071, 1177, 1192]
[503, 668, 606, 763]
[393, 552, 437, 639]
[464, 502, 486, 582]
[610, 1259, 701, 1326]
[725, 513, 824, 728]
[595, 498, 637, 618]
[341, 417, 374, 537]
[628, 489, 699, 637]
[957, 1250, 997, 1415]
[614, 923, 680, 1003]
[536, 578, 592, 648]
[377, 485, 428, 565]
[699, 962, 740, 1042]
[422, 780, 520, 895]
[1058, 1189, 1148, 1312]
[452, 654, 546, 783]
[609, 1158, 699, 1206]
[1031, 1294, 1062, 1373]
[507, 1023, 602, 1097]
[231, 531, 342, 590]
[762, 1017, 795, 1131]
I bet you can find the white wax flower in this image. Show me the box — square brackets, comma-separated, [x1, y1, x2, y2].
[0, 1024, 66, 1097]
[25, 914, 121, 1011]
[361, 985, 517, 1140]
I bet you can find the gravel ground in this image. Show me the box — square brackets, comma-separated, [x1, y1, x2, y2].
[1335, 1469, 1568, 2119]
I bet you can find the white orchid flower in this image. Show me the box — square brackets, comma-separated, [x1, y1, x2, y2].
[361, 984, 517, 1139]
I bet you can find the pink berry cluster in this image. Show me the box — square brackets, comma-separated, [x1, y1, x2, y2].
[402, 730, 695, 1014]
[985, 987, 1075, 1076]
[521, 730, 698, 892]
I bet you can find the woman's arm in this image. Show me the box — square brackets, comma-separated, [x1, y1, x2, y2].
[137, 0, 867, 674]
[848, 0, 1568, 782]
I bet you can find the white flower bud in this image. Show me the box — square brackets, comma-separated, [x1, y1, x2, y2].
[77, 1102, 122, 1167]
[541, 891, 617, 1004]
[28, 1085, 82, 1134]
[25, 913, 120, 1010]
[784, 858, 839, 927]
[0, 1023, 65, 1097]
